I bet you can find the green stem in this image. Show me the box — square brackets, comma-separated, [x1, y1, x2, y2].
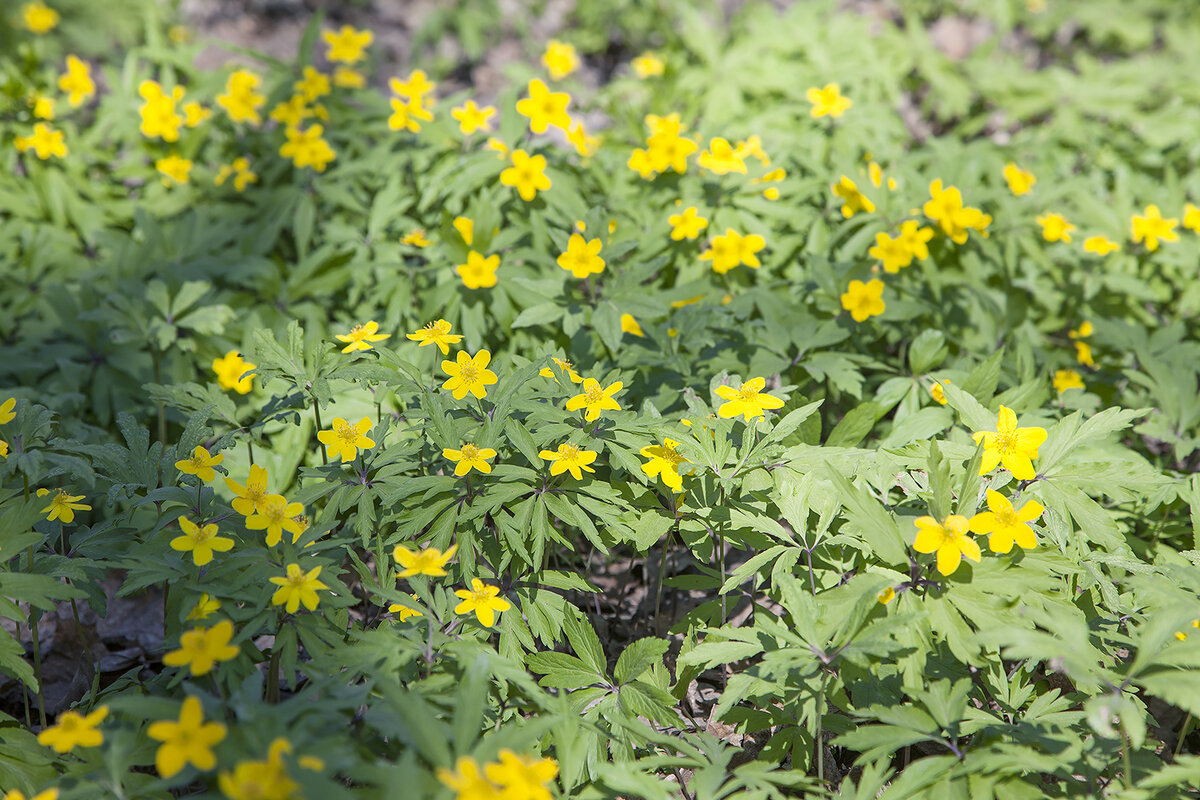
[1174, 712, 1192, 759]
[26, 547, 45, 727]
[816, 676, 826, 785]
[654, 528, 674, 633]
[1121, 725, 1134, 790]
[312, 399, 328, 465]
[267, 642, 281, 704]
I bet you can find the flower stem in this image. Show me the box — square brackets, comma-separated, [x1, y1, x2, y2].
[26, 547, 45, 727]
[312, 399, 328, 465]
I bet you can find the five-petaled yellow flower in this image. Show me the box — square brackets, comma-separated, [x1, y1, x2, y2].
[1037, 212, 1075, 243]
[1083, 235, 1120, 255]
[217, 70, 265, 124]
[566, 378, 623, 421]
[22, 2, 60, 34]
[540, 357, 583, 384]
[212, 351, 255, 393]
[542, 39, 579, 80]
[632, 51, 665, 78]
[175, 445, 224, 482]
[58, 55, 96, 108]
[500, 149, 552, 201]
[841, 279, 886, 322]
[407, 320, 463, 355]
[336, 321, 390, 353]
[442, 350, 499, 400]
[715, 377, 785, 421]
[147, 696, 227, 778]
[390, 70, 435, 100]
[402, 228, 432, 247]
[700, 229, 765, 275]
[3, 787, 58, 800]
[156, 154, 193, 185]
[394, 544, 458, 577]
[247, 495, 306, 546]
[832, 175, 875, 218]
[697, 137, 747, 175]
[323, 24, 373, 63]
[388, 94, 434, 132]
[924, 180, 991, 244]
[280, 125, 336, 171]
[516, 79, 571, 134]
[913, 515, 981, 576]
[451, 100, 496, 135]
[457, 251, 500, 289]
[972, 405, 1047, 481]
[14, 123, 67, 160]
[968, 490, 1043, 554]
[163, 620, 240, 676]
[37, 488, 91, 524]
[806, 83, 852, 118]
[0, 398, 15, 425]
[485, 750, 560, 799]
[453, 578, 511, 627]
[1003, 162, 1035, 196]
[668, 206, 708, 241]
[317, 417, 376, 462]
[539, 442, 598, 480]
[1053, 369, 1084, 393]
[270, 564, 329, 613]
[226, 464, 270, 516]
[443, 443, 496, 476]
[37, 706, 107, 753]
[171, 517, 234, 566]
[1131, 204, 1179, 251]
[187, 593, 221, 621]
[557, 234, 605, 279]
[640, 439, 689, 492]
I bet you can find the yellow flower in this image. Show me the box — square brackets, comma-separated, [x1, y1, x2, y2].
[715, 377, 785, 421]
[58, 55, 95, 108]
[402, 228, 432, 247]
[930, 379, 951, 405]
[388, 94, 434, 133]
[317, 417, 376, 462]
[1131, 204, 1179, 251]
[565, 378, 623, 421]
[968, 490, 1043, 554]
[183, 102, 211, 127]
[0, 441, 9, 459]
[269, 95, 313, 129]
[454, 216, 475, 246]
[214, 158, 257, 192]
[294, 66, 330, 102]
[924, 180, 990, 244]
[1037, 212, 1075, 243]
[627, 148, 657, 179]
[0, 398, 15, 425]
[867, 161, 883, 188]
[832, 175, 875, 218]
[640, 439, 688, 492]
[22, 2, 59, 34]
[389, 69, 435, 100]
[806, 83, 852, 118]
[972, 405, 1047, 481]
[31, 92, 55, 120]
[156, 154, 193, 185]
[175, 445, 224, 483]
[407, 319, 462, 355]
[212, 350, 255, 394]
[14, 123, 67, 160]
[500, 149, 552, 201]
[269, 564, 329, 613]
[186, 593, 221, 621]
[539, 357, 583, 384]
[869, 231, 913, 273]
[457, 251, 500, 289]
[163, 620, 240, 676]
[620, 313, 644, 337]
[1074, 341, 1093, 367]
[453, 578, 511, 627]
[336, 320, 390, 353]
[840, 279, 886, 322]
[323, 24, 373, 63]
[36, 706, 107, 753]
[542, 39, 579, 80]
[486, 137, 510, 159]
[443, 349, 500, 401]
[171, 517, 234, 566]
[217, 69, 266, 125]
[699, 229, 765, 275]
[485, 750, 559, 800]
[333, 66, 366, 88]
[913, 515, 980, 576]
[565, 122, 599, 157]
[539, 443, 597, 480]
[394, 544, 458, 577]
[1082, 235, 1119, 255]
[438, 756, 499, 800]
[897, 220, 934, 260]
[147, 696, 227, 778]
[632, 51, 665, 78]
[1053, 369, 1084, 394]
[247, 495, 306, 547]
[556, 233, 604, 279]
[224, 462, 271, 520]
[452, 100, 496, 135]
[516, 79, 571, 134]
[138, 81, 184, 142]
[279, 125, 336, 171]
[668, 206, 708, 240]
[1069, 320, 1093, 339]
[389, 593, 423, 620]
[443, 444, 496, 477]
[1003, 162, 1035, 196]
[3, 788, 58, 800]
[697, 137, 747, 175]
[1184, 203, 1200, 233]
[218, 756, 296, 800]
[877, 587, 896, 605]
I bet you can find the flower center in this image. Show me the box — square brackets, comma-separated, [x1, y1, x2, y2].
[559, 444, 581, 462]
[459, 364, 479, 383]
[583, 385, 605, 403]
[459, 443, 480, 460]
[996, 508, 1019, 528]
[993, 431, 1016, 453]
[349, 324, 366, 337]
[738, 383, 760, 400]
[194, 526, 213, 543]
[334, 421, 358, 444]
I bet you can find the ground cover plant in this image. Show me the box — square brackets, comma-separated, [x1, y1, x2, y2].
[4, 0, 1200, 797]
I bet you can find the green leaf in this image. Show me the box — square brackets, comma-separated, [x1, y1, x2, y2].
[827, 401, 880, 448]
[614, 638, 669, 685]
